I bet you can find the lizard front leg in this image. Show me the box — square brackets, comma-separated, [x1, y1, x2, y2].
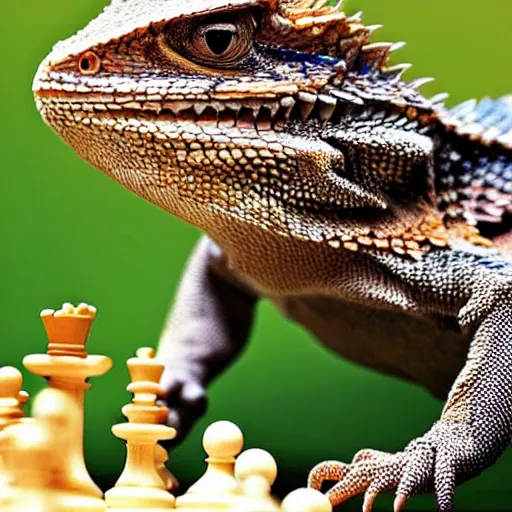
[156, 235, 258, 442]
[309, 251, 512, 511]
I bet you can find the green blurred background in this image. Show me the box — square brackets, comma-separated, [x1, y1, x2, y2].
[1, 0, 511, 510]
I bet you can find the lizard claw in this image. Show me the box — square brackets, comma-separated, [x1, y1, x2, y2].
[393, 493, 408, 512]
[362, 491, 378, 512]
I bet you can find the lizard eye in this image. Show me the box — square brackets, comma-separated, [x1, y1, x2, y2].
[78, 51, 101, 75]
[165, 12, 256, 69]
[198, 24, 237, 57]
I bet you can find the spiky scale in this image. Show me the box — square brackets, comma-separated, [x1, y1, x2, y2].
[410, 77, 435, 90]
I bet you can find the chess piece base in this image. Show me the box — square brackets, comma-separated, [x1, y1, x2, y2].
[176, 492, 240, 510]
[54, 491, 107, 512]
[105, 485, 176, 509]
[6, 489, 106, 512]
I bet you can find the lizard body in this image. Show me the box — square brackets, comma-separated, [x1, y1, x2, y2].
[33, 1, 512, 510]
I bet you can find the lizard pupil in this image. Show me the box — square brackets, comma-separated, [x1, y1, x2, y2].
[205, 29, 234, 55]
[163, 13, 255, 69]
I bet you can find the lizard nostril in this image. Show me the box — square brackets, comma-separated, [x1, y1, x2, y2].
[78, 51, 101, 75]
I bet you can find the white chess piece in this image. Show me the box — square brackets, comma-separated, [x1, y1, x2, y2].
[155, 444, 178, 491]
[3, 419, 54, 512]
[281, 488, 332, 512]
[234, 448, 280, 511]
[5, 388, 107, 512]
[23, 303, 112, 500]
[0, 366, 29, 502]
[187, 420, 244, 495]
[176, 421, 244, 510]
[104, 347, 176, 510]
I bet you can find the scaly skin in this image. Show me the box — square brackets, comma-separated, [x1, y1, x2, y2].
[33, 0, 512, 510]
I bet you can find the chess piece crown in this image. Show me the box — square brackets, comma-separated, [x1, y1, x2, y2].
[40, 302, 97, 358]
[122, 347, 169, 424]
[23, 301, 113, 504]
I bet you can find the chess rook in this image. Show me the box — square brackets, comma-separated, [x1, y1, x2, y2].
[22, 303, 112, 502]
[104, 347, 177, 510]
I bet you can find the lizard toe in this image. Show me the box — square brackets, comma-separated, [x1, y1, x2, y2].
[396, 445, 434, 498]
[352, 448, 393, 464]
[434, 448, 457, 512]
[323, 453, 403, 507]
[308, 460, 348, 490]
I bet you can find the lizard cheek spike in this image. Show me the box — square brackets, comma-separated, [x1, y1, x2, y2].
[77, 51, 101, 75]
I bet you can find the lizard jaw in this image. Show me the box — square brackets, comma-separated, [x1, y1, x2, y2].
[34, 71, 390, 245]
[35, 93, 298, 133]
[33, 62, 358, 131]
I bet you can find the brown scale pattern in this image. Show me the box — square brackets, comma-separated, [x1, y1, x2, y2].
[260, 5, 372, 69]
[325, 212, 492, 260]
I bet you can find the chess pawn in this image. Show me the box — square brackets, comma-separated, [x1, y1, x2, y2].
[176, 421, 244, 510]
[0, 367, 29, 504]
[0, 367, 28, 430]
[233, 449, 280, 512]
[0, 430, 16, 511]
[4, 388, 103, 512]
[281, 489, 332, 512]
[2, 418, 55, 512]
[32, 388, 80, 484]
[104, 347, 176, 510]
[31, 387, 107, 512]
[23, 302, 112, 499]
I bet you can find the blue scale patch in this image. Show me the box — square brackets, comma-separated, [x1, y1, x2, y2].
[268, 47, 339, 66]
[353, 54, 372, 75]
[261, 45, 341, 75]
[476, 257, 511, 271]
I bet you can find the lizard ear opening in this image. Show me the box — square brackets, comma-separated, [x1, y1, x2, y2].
[162, 10, 257, 70]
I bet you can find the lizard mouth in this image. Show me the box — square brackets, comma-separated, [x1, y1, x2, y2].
[35, 86, 359, 131]
[35, 85, 398, 248]
[35, 86, 389, 214]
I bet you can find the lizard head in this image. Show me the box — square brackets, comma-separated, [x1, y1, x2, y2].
[34, 0, 438, 249]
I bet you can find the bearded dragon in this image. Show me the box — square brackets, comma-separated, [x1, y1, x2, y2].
[33, 0, 512, 510]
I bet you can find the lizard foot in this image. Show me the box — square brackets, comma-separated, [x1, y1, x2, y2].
[308, 421, 493, 512]
[159, 368, 208, 445]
